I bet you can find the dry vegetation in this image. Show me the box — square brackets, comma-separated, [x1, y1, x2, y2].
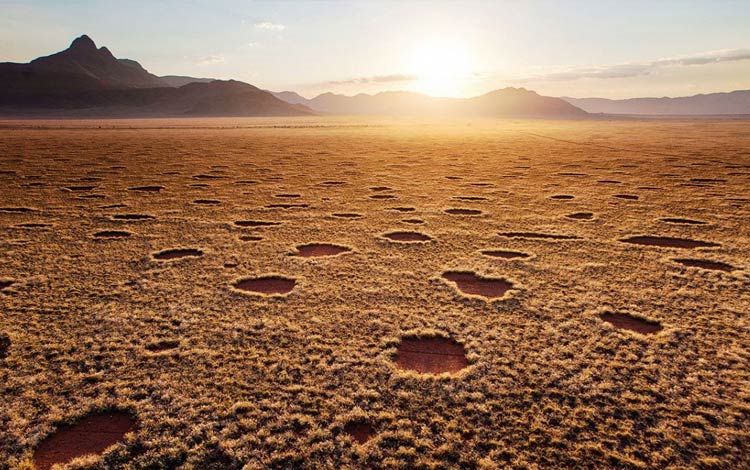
[0, 117, 749, 469]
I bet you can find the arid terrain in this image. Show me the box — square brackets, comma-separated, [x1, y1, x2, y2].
[0, 118, 749, 469]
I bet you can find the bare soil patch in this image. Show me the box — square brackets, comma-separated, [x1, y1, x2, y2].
[395, 336, 468, 374]
[445, 208, 482, 216]
[566, 212, 594, 220]
[499, 232, 580, 240]
[599, 312, 663, 335]
[442, 271, 513, 299]
[660, 217, 707, 225]
[294, 243, 351, 257]
[32, 411, 137, 470]
[620, 236, 719, 249]
[481, 250, 530, 259]
[550, 195, 575, 200]
[383, 231, 431, 242]
[343, 421, 376, 444]
[614, 194, 639, 200]
[128, 186, 164, 192]
[153, 248, 203, 260]
[235, 220, 281, 227]
[112, 214, 154, 220]
[193, 199, 221, 205]
[673, 258, 735, 272]
[145, 339, 180, 352]
[93, 230, 131, 238]
[233, 276, 296, 295]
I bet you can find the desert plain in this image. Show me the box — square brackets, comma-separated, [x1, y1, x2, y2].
[0, 117, 749, 469]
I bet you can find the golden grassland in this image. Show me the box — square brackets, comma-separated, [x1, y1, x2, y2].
[0, 118, 749, 469]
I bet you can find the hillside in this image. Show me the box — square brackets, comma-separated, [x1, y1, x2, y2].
[563, 90, 750, 115]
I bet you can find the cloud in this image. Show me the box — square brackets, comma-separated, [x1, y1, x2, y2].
[254, 21, 285, 31]
[191, 54, 225, 66]
[518, 48, 750, 82]
[327, 74, 419, 86]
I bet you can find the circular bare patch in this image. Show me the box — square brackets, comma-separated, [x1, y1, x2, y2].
[193, 199, 221, 205]
[550, 194, 575, 200]
[499, 232, 580, 240]
[566, 212, 594, 220]
[145, 339, 180, 352]
[0, 333, 9, 359]
[128, 185, 164, 192]
[442, 271, 513, 299]
[344, 421, 376, 444]
[481, 250, 530, 259]
[660, 217, 707, 225]
[112, 214, 154, 220]
[153, 248, 203, 260]
[294, 243, 351, 257]
[93, 230, 131, 238]
[234, 220, 281, 227]
[401, 218, 424, 224]
[32, 410, 138, 470]
[395, 336, 468, 374]
[389, 207, 415, 213]
[275, 193, 301, 198]
[233, 276, 296, 295]
[673, 258, 735, 272]
[445, 208, 482, 216]
[383, 231, 431, 242]
[370, 194, 396, 200]
[620, 236, 719, 249]
[599, 312, 662, 335]
[613, 194, 639, 200]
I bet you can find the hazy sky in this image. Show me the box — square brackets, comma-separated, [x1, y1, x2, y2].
[2, 0, 750, 99]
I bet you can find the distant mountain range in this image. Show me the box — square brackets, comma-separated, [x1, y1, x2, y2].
[562, 91, 750, 115]
[2, 35, 747, 118]
[0, 35, 587, 118]
[268, 89, 587, 117]
[0, 35, 313, 117]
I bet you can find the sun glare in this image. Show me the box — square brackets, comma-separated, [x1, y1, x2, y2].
[409, 39, 474, 97]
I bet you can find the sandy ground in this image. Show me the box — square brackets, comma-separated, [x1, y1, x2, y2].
[1, 118, 749, 469]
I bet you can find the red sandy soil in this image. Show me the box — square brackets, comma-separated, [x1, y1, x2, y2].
[599, 312, 663, 335]
[32, 411, 137, 470]
[153, 248, 203, 260]
[480, 250, 530, 259]
[566, 212, 594, 220]
[294, 244, 351, 257]
[673, 258, 735, 272]
[499, 232, 580, 240]
[395, 337, 468, 374]
[234, 276, 296, 294]
[383, 231, 431, 242]
[445, 208, 482, 215]
[620, 236, 720, 249]
[343, 421, 376, 444]
[442, 271, 513, 299]
[660, 217, 707, 225]
[93, 230, 131, 238]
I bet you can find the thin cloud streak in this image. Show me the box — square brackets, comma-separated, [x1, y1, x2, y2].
[254, 22, 285, 31]
[517, 48, 750, 82]
[191, 54, 225, 66]
[327, 74, 419, 86]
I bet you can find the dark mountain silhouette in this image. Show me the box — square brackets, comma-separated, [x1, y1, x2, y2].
[563, 90, 750, 115]
[161, 75, 216, 87]
[272, 88, 587, 117]
[0, 35, 313, 117]
[0, 35, 166, 93]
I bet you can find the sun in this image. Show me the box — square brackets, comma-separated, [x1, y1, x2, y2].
[409, 38, 474, 97]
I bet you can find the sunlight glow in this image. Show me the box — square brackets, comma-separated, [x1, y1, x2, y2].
[409, 38, 475, 97]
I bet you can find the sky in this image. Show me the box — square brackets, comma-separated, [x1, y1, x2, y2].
[1, 0, 750, 99]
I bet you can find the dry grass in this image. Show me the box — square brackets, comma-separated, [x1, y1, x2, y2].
[1, 117, 749, 469]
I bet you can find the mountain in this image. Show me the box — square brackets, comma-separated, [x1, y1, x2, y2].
[0, 35, 166, 93]
[270, 91, 311, 106]
[0, 35, 313, 117]
[272, 88, 587, 117]
[161, 75, 216, 87]
[563, 90, 750, 115]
